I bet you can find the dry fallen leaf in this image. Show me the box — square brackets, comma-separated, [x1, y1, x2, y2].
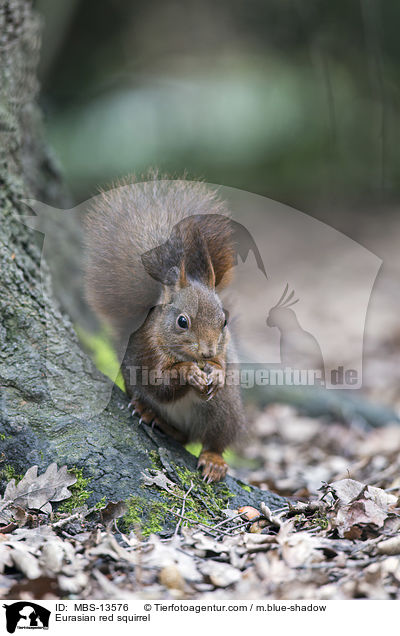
[159, 564, 185, 591]
[279, 531, 325, 568]
[0, 545, 13, 572]
[40, 541, 67, 574]
[376, 535, 400, 556]
[326, 479, 398, 538]
[141, 470, 178, 494]
[98, 501, 128, 524]
[328, 479, 397, 508]
[0, 463, 77, 521]
[10, 547, 41, 580]
[146, 535, 202, 583]
[88, 533, 137, 564]
[198, 560, 241, 588]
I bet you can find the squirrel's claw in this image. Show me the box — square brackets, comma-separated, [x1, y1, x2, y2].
[197, 451, 228, 482]
[206, 386, 218, 401]
[129, 399, 156, 426]
[202, 363, 225, 401]
[128, 401, 137, 416]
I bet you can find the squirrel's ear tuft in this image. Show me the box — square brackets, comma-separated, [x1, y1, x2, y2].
[177, 215, 235, 288]
[178, 260, 188, 288]
[182, 226, 215, 289]
[141, 238, 183, 286]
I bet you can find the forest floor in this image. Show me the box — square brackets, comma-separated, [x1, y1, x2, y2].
[1, 397, 400, 601]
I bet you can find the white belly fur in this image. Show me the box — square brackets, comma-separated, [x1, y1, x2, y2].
[157, 389, 201, 436]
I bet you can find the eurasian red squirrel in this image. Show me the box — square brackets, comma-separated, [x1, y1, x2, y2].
[84, 178, 245, 482]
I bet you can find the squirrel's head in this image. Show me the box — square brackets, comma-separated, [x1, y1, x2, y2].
[141, 222, 230, 362]
[156, 282, 228, 361]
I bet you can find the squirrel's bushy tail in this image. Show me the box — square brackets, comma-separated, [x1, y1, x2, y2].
[84, 177, 233, 339]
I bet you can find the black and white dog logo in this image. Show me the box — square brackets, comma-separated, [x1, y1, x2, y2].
[3, 602, 50, 633]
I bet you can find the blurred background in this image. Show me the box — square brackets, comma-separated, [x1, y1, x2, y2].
[37, 0, 400, 207]
[34, 0, 400, 409]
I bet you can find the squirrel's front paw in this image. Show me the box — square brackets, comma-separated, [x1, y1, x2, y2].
[203, 363, 225, 400]
[197, 451, 228, 483]
[186, 364, 209, 395]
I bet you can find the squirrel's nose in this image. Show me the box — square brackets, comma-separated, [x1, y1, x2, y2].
[199, 342, 216, 359]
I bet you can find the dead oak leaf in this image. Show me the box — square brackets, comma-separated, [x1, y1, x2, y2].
[326, 479, 397, 538]
[327, 479, 396, 508]
[336, 501, 387, 538]
[97, 501, 127, 525]
[1, 464, 77, 519]
[141, 469, 179, 494]
[277, 520, 325, 567]
[198, 560, 241, 588]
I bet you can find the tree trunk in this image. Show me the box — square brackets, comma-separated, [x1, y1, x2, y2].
[0, 0, 286, 535]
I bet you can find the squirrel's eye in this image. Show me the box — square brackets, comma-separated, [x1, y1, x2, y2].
[223, 309, 229, 329]
[176, 314, 190, 330]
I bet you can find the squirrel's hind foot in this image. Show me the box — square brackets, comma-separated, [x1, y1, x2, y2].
[197, 451, 228, 483]
[129, 398, 156, 426]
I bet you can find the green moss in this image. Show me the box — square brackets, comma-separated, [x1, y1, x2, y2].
[310, 513, 329, 530]
[185, 443, 234, 463]
[185, 442, 201, 457]
[149, 449, 163, 470]
[123, 495, 170, 536]
[123, 495, 145, 527]
[0, 465, 23, 483]
[94, 496, 107, 510]
[76, 325, 125, 391]
[121, 452, 237, 535]
[239, 482, 252, 493]
[58, 467, 93, 513]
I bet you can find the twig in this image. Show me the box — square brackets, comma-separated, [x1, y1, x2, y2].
[294, 556, 384, 571]
[224, 520, 260, 534]
[51, 506, 94, 529]
[211, 505, 290, 532]
[0, 500, 13, 515]
[212, 512, 244, 529]
[174, 480, 194, 536]
[169, 510, 218, 537]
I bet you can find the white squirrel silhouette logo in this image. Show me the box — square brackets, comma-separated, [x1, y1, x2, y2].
[266, 284, 325, 381]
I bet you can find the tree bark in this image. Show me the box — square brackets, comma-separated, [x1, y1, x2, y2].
[0, 0, 286, 534]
